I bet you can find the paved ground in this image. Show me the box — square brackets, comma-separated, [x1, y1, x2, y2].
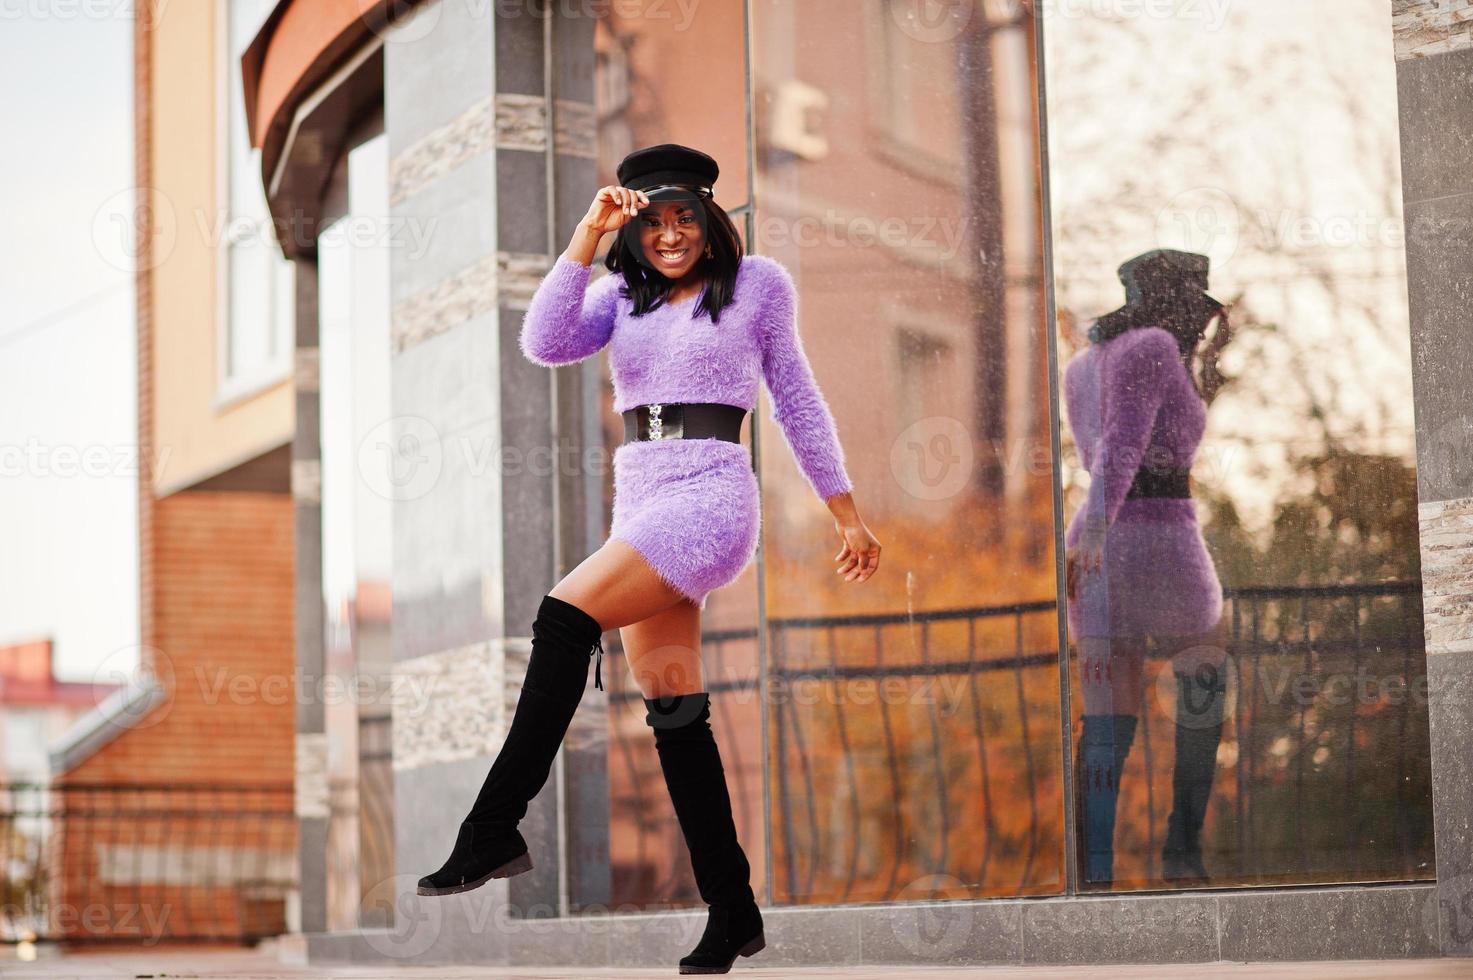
[0, 945, 1470, 979]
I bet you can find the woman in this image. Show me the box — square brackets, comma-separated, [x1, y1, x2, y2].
[417, 143, 881, 975]
[1063, 248, 1231, 887]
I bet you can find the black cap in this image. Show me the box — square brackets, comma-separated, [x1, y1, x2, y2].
[1117, 249, 1224, 311]
[616, 143, 719, 194]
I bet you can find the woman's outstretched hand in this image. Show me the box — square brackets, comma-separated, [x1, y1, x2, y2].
[834, 519, 881, 583]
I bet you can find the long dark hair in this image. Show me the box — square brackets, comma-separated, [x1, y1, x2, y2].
[1089, 292, 1222, 357]
[1089, 294, 1227, 401]
[604, 195, 745, 323]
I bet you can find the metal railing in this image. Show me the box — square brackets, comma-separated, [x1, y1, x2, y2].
[0, 782, 295, 945]
[601, 581, 1435, 906]
[0, 583, 1432, 941]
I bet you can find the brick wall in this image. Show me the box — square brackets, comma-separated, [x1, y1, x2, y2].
[63, 490, 296, 785]
[50, 490, 297, 943]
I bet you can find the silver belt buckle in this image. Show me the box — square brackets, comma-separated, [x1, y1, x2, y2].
[648, 403, 664, 440]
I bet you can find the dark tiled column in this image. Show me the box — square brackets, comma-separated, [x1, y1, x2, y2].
[1393, 0, 1473, 958]
[291, 257, 328, 935]
[376, 0, 604, 960]
[547, 8, 609, 913]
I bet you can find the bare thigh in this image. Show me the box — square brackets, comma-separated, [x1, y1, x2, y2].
[548, 538, 689, 631]
[620, 599, 705, 700]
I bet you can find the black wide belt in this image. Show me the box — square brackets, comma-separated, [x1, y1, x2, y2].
[1126, 465, 1192, 499]
[622, 402, 748, 445]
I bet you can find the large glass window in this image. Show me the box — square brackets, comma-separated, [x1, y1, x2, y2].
[560, 0, 1432, 913]
[318, 129, 395, 927]
[220, 0, 295, 405]
[575, 0, 760, 914]
[1043, 0, 1434, 890]
[751, 0, 1061, 903]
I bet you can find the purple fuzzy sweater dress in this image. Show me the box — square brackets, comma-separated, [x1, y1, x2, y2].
[519, 253, 853, 610]
[1063, 325, 1223, 639]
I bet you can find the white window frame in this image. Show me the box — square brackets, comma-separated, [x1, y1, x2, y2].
[214, 0, 295, 411]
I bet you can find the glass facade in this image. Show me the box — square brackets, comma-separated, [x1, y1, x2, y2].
[1044, 0, 1433, 891]
[583, 0, 762, 914]
[318, 128, 396, 927]
[751, 0, 1061, 904]
[569, 0, 1434, 912]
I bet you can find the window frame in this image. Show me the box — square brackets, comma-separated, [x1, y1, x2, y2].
[214, 0, 296, 412]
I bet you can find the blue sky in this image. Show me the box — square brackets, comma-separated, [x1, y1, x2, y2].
[0, 12, 138, 683]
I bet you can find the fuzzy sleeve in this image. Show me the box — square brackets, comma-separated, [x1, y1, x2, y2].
[755, 257, 854, 503]
[518, 255, 621, 367]
[1083, 327, 1175, 526]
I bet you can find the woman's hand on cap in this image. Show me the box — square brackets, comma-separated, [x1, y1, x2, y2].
[582, 185, 650, 236]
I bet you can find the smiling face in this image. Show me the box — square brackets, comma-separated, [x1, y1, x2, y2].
[637, 200, 705, 279]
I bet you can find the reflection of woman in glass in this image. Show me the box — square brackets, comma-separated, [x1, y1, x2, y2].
[1063, 249, 1232, 886]
[417, 144, 881, 974]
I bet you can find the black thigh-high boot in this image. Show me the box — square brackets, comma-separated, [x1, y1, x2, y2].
[1077, 713, 1138, 885]
[645, 692, 764, 975]
[417, 594, 605, 896]
[1162, 663, 1227, 882]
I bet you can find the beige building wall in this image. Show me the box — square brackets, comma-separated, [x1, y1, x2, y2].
[150, 0, 292, 497]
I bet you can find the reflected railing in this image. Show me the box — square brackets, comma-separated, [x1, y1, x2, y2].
[604, 581, 1432, 905]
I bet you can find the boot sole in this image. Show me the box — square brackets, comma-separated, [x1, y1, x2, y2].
[416, 852, 533, 896]
[678, 933, 766, 974]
